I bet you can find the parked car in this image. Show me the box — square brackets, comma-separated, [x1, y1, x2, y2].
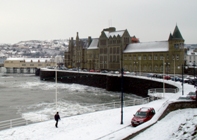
[188, 78, 197, 85]
[147, 73, 154, 78]
[82, 69, 88, 72]
[191, 95, 196, 100]
[114, 71, 120, 74]
[131, 107, 155, 127]
[164, 75, 171, 80]
[156, 74, 163, 79]
[95, 70, 100, 72]
[171, 76, 181, 82]
[187, 91, 196, 100]
[100, 70, 108, 73]
[89, 69, 95, 72]
[124, 71, 130, 74]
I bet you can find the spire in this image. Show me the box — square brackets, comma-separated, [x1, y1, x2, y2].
[76, 32, 79, 41]
[168, 25, 184, 41]
[168, 33, 173, 40]
[172, 25, 184, 40]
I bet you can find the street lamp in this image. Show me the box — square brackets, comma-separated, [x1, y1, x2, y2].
[193, 61, 196, 79]
[134, 61, 138, 75]
[138, 56, 141, 76]
[55, 64, 58, 111]
[163, 58, 165, 97]
[120, 67, 124, 124]
[178, 64, 188, 95]
[174, 58, 175, 82]
[120, 46, 124, 125]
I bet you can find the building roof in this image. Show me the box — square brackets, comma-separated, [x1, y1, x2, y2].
[104, 30, 125, 38]
[124, 41, 169, 53]
[168, 25, 184, 41]
[87, 38, 99, 50]
[6, 58, 53, 62]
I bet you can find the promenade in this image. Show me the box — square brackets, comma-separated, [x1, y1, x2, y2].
[0, 80, 196, 140]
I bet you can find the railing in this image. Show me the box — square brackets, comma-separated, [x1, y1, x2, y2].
[0, 97, 155, 131]
[148, 88, 179, 99]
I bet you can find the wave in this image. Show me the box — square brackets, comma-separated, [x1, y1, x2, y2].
[20, 100, 94, 122]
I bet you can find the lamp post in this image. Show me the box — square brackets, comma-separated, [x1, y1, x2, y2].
[55, 64, 58, 111]
[193, 61, 196, 79]
[120, 67, 124, 124]
[163, 58, 165, 97]
[179, 64, 187, 95]
[139, 56, 141, 76]
[134, 61, 138, 75]
[120, 46, 124, 125]
[182, 64, 184, 95]
[174, 58, 175, 82]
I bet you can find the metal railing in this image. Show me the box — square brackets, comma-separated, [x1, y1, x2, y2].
[0, 97, 155, 131]
[148, 88, 179, 99]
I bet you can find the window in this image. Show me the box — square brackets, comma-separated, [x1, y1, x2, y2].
[129, 55, 132, 60]
[154, 65, 158, 72]
[100, 40, 106, 45]
[149, 55, 152, 60]
[110, 48, 112, 54]
[143, 65, 147, 71]
[154, 55, 157, 60]
[117, 48, 119, 54]
[113, 40, 116, 44]
[143, 55, 146, 60]
[124, 55, 127, 60]
[166, 55, 169, 60]
[149, 66, 152, 71]
[124, 37, 129, 44]
[113, 47, 116, 54]
[176, 55, 179, 60]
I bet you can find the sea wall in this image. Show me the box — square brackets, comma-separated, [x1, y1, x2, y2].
[39, 69, 176, 97]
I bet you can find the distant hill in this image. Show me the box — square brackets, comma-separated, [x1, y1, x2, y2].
[0, 39, 69, 58]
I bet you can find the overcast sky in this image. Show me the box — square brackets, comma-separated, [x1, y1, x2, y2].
[0, 0, 196, 44]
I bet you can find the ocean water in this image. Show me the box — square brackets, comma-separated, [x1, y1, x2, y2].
[0, 72, 142, 122]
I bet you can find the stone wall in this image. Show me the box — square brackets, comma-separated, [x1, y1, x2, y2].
[40, 69, 176, 97]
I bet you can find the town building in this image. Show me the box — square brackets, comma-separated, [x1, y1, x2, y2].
[65, 25, 185, 74]
[4, 58, 56, 73]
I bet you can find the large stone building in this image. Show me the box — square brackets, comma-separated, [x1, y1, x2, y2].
[64, 25, 185, 74]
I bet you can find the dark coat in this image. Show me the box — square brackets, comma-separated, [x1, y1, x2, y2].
[54, 114, 60, 121]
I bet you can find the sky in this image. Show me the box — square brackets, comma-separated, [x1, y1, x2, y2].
[0, 0, 197, 44]
[0, 77, 197, 140]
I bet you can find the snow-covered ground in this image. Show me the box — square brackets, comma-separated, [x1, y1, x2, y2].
[0, 80, 196, 140]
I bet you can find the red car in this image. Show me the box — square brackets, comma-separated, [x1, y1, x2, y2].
[187, 92, 196, 100]
[164, 75, 171, 80]
[131, 107, 155, 127]
[89, 69, 95, 72]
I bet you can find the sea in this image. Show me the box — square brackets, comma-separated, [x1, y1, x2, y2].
[0, 68, 142, 122]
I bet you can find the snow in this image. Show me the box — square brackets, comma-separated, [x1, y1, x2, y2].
[104, 30, 125, 38]
[87, 38, 99, 50]
[0, 79, 197, 140]
[124, 41, 169, 53]
[6, 57, 53, 62]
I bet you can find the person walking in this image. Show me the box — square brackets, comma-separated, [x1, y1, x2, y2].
[54, 112, 60, 128]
